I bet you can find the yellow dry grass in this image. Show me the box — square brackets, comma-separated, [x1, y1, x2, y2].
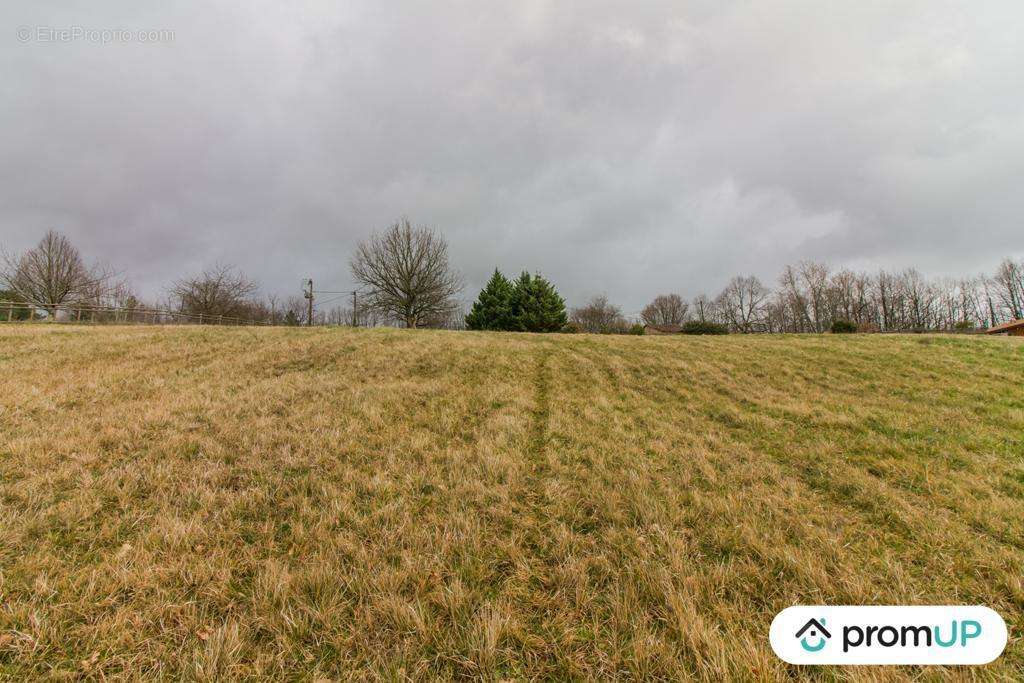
[0, 325, 1022, 680]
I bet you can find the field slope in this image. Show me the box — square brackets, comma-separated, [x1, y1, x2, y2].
[1, 326, 1022, 680]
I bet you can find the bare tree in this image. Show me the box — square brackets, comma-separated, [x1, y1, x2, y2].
[875, 269, 900, 331]
[798, 261, 830, 332]
[763, 289, 790, 333]
[267, 294, 281, 325]
[778, 265, 811, 332]
[691, 293, 717, 323]
[280, 296, 307, 325]
[980, 275, 1000, 328]
[1, 230, 114, 315]
[170, 264, 257, 321]
[716, 275, 769, 333]
[903, 268, 934, 331]
[992, 258, 1024, 320]
[350, 218, 462, 328]
[952, 277, 980, 329]
[641, 293, 689, 326]
[571, 295, 627, 333]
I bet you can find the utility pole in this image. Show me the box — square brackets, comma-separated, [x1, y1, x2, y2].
[304, 279, 314, 327]
[351, 291, 358, 327]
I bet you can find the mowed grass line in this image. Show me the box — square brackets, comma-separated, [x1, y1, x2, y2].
[0, 326, 1021, 680]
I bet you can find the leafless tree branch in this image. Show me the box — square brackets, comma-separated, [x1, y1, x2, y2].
[349, 218, 462, 328]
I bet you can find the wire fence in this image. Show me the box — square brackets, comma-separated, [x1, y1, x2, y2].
[0, 301, 281, 326]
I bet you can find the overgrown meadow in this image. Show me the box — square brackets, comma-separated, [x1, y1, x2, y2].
[1, 326, 1022, 680]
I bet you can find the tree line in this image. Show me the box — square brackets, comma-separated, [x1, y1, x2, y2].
[469, 260, 1024, 335]
[0, 230, 294, 324]
[3, 224, 1022, 333]
[470, 259, 1024, 335]
[0, 223, 464, 327]
[635, 261, 1024, 333]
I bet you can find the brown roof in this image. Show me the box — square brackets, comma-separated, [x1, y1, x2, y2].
[986, 318, 1024, 334]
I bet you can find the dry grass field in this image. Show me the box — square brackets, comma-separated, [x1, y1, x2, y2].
[0, 325, 1022, 680]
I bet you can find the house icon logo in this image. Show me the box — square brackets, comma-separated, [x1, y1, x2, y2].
[795, 618, 831, 652]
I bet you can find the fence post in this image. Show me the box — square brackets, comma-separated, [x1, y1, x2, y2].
[30, 307, 36, 321]
[5, 302, 12, 322]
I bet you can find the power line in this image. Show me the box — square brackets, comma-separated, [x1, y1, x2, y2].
[304, 281, 367, 326]
[313, 293, 350, 307]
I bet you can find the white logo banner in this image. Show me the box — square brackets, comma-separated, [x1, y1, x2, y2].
[770, 606, 1007, 665]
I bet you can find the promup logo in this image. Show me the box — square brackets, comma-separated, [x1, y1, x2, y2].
[770, 606, 1007, 665]
[795, 618, 830, 652]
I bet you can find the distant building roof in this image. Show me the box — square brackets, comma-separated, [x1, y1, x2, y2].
[986, 318, 1024, 334]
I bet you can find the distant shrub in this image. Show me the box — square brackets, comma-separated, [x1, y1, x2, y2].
[682, 320, 729, 335]
[953, 320, 976, 332]
[628, 323, 645, 335]
[857, 321, 880, 334]
[560, 322, 584, 334]
[831, 319, 857, 334]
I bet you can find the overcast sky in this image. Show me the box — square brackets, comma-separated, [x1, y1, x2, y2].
[3, 1, 1023, 313]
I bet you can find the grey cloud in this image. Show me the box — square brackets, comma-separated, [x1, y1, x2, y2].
[2, 1, 1022, 311]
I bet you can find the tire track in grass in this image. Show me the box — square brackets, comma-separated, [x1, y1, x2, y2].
[510, 344, 588, 677]
[516, 345, 555, 539]
[528, 347, 553, 465]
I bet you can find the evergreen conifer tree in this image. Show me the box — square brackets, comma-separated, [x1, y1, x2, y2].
[465, 269, 515, 330]
[509, 272, 567, 332]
